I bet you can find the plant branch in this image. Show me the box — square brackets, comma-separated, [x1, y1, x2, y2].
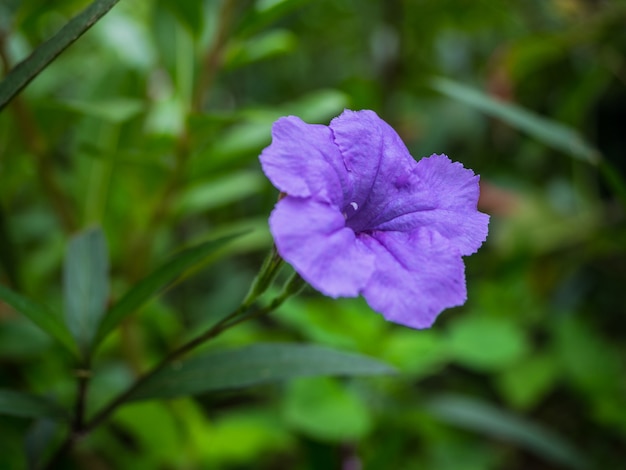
[192, 0, 237, 112]
[0, 34, 77, 233]
[41, 252, 301, 469]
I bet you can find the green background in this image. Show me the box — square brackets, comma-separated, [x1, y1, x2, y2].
[1, 0, 626, 468]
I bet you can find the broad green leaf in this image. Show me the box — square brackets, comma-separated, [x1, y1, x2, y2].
[113, 402, 183, 467]
[64, 226, 109, 357]
[382, 329, 448, 377]
[283, 377, 372, 441]
[0, 389, 68, 420]
[446, 315, 529, 372]
[128, 343, 395, 401]
[426, 395, 587, 470]
[497, 355, 559, 410]
[430, 77, 601, 164]
[95, 232, 244, 346]
[0, 0, 120, 110]
[198, 410, 292, 465]
[0, 284, 77, 356]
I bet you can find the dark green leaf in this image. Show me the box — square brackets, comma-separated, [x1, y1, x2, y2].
[430, 77, 601, 164]
[25, 419, 60, 470]
[0, 0, 120, 110]
[426, 394, 587, 470]
[64, 226, 109, 357]
[129, 343, 395, 401]
[95, 232, 245, 347]
[0, 389, 68, 420]
[0, 284, 77, 356]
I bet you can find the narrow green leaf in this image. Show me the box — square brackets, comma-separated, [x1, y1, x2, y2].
[51, 98, 145, 123]
[426, 394, 587, 470]
[430, 77, 601, 164]
[0, 0, 120, 110]
[25, 419, 61, 470]
[0, 389, 69, 420]
[129, 343, 396, 401]
[0, 284, 77, 356]
[225, 30, 297, 70]
[175, 171, 266, 216]
[281, 89, 349, 123]
[64, 227, 109, 357]
[95, 232, 245, 346]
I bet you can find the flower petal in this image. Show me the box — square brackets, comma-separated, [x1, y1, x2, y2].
[369, 154, 489, 256]
[330, 109, 416, 229]
[361, 230, 467, 329]
[260, 116, 349, 206]
[269, 197, 375, 297]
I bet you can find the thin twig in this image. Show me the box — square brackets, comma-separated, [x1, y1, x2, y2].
[192, 0, 237, 112]
[0, 34, 77, 233]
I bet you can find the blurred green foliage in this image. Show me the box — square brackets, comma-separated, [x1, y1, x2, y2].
[1, 0, 626, 468]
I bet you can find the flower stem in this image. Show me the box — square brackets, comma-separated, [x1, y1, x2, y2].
[83, 270, 303, 432]
[41, 250, 300, 468]
[241, 245, 283, 307]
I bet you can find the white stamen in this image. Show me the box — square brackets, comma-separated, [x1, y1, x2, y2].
[350, 201, 359, 211]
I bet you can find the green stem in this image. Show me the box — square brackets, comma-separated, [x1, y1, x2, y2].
[91, 269, 302, 420]
[0, 33, 77, 233]
[192, 0, 237, 111]
[82, 304, 245, 433]
[42, 250, 301, 468]
[83, 270, 304, 432]
[241, 245, 283, 307]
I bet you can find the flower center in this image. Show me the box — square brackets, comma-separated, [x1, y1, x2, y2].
[342, 201, 359, 220]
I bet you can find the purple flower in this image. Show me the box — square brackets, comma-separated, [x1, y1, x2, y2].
[260, 109, 489, 328]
